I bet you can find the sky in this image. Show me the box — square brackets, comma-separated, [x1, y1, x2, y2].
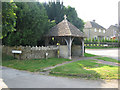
[39, 0, 119, 29]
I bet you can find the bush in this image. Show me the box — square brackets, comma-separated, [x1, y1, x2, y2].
[84, 38, 88, 43]
[92, 38, 94, 42]
[95, 39, 98, 42]
[101, 38, 104, 42]
[88, 38, 91, 42]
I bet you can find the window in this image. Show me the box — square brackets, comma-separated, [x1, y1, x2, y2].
[99, 29, 101, 32]
[103, 30, 105, 33]
[94, 36, 97, 40]
[94, 28, 96, 32]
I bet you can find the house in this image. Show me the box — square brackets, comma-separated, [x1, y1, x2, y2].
[83, 20, 106, 40]
[106, 24, 119, 40]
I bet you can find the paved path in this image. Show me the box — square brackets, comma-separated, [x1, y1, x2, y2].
[43, 56, 119, 72]
[94, 59, 119, 66]
[2, 66, 118, 88]
[86, 48, 119, 60]
[43, 56, 97, 71]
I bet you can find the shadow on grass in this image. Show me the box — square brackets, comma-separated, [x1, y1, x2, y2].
[2, 53, 16, 61]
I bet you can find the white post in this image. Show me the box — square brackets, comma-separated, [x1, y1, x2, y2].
[82, 38, 84, 56]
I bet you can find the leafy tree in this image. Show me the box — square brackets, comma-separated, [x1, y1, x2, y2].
[3, 2, 55, 46]
[2, 2, 17, 38]
[43, 1, 65, 24]
[65, 6, 84, 31]
[44, 1, 84, 31]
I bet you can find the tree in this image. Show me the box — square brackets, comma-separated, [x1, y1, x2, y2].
[3, 2, 55, 46]
[65, 6, 84, 31]
[2, 2, 17, 38]
[44, 1, 84, 31]
[43, 1, 65, 24]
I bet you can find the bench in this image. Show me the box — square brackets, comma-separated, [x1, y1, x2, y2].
[103, 44, 108, 47]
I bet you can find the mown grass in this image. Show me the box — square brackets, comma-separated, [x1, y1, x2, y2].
[84, 53, 97, 57]
[50, 60, 119, 80]
[95, 57, 120, 63]
[2, 53, 71, 72]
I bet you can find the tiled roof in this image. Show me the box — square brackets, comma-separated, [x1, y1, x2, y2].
[46, 19, 86, 37]
[84, 21, 106, 29]
[107, 25, 118, 30]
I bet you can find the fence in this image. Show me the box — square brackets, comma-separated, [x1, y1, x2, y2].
[2, 45, 58, 60]
[84, 42, 119, 47]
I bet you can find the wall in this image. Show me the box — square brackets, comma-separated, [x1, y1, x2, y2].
[59, 45, 68, 58]
[59, 45, 82, 58]
[2, 45, 58, 60]
[72, 45, 82, 56]
[3, 45, 83, 60]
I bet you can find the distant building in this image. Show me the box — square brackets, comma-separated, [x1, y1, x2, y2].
[83, 20, 106, 40]
[106, 24, 119, 40]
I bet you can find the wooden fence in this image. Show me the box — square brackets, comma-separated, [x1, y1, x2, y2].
[84, 42, 119, 47]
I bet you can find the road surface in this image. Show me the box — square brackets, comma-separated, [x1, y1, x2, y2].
[2, 66, 118, 88]
[86, 48, 119, 60]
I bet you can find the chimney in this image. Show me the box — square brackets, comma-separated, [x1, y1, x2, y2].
[93, 20, 96, 22]
[115, 24, 118, 26]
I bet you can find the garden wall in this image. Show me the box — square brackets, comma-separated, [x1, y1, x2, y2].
[2, 45, 58, 60]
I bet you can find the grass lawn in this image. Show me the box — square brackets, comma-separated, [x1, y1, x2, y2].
[84, 53, 97, 57]
[50, 60, 119, 80]
[2, 53, 71, 72]
[95, 57, 120, 63]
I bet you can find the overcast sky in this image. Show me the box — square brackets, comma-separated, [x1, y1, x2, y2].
[39, 0, 119, 29]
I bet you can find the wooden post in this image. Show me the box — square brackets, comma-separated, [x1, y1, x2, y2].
[64, 37, 74, 59]
[81, 38, 84, 56]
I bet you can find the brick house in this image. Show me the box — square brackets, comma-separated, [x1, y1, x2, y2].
[83, 20, 106, 40]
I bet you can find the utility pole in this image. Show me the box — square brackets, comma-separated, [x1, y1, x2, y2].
[118, 2, 120, 47]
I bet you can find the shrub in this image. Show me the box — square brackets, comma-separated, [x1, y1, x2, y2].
[88, 38, 91, 42]
[92, 38, 94, 42]
[104, 38, 108, 42]
[101, 38, 104, 42]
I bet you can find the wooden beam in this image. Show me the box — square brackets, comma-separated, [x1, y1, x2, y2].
[64, 37, 74, 59]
